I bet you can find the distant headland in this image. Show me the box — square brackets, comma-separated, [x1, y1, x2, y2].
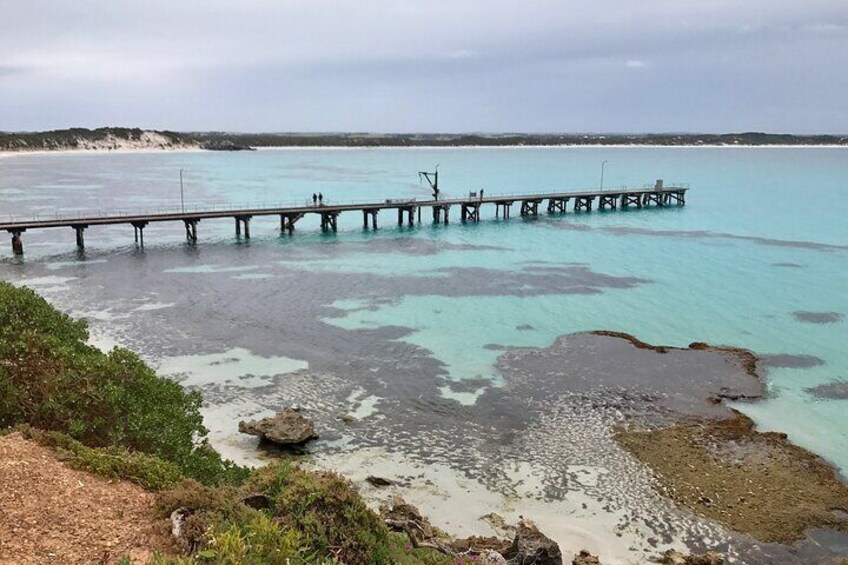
[1, 127, 846, 153]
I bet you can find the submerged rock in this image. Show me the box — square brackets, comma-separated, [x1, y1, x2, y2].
[503, 518, 563, 565]
[238, 408, 317, 446]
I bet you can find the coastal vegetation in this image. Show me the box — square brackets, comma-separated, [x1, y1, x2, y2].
[1, 127, 846, 153]
[0, 282, 467, 564]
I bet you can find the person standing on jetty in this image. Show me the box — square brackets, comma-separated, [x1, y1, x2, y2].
[318, 192, 324, 205]
[312, 193, 317, 206]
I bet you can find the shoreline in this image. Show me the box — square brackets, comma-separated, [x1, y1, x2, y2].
[1, 143, 846, 159]
[9, 267, 848, 563]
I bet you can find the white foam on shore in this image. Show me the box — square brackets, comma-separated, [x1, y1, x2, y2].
[345, 388, 382, 420]
[155, 347, 308, 388]
[132, 302, 175, 312]
[87, 328, 126, 352]
[164, 264, 264, 274]
[15, 275, 77, 293]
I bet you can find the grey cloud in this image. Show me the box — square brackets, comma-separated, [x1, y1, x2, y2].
[1, 0, 847, 132]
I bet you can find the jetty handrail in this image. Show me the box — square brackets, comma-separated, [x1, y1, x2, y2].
[3, 184, 688, 225]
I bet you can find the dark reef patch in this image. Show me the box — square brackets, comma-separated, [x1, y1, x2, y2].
[548, 223, 848, 253]
[806, 381, 848, 400]
[759, 353, 825, 369]
[793, 311, 844, 324]
[772, 262, 804, 268]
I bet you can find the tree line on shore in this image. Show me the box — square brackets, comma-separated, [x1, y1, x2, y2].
[1, 127, 846, 152]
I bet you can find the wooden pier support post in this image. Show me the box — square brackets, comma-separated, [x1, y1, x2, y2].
[599, 195, 618, 210]
[520, 199, 540, 217]
[621, 193, 642, 208]
[10, 230, 24, 255]
[397, 208, 404, 227]
[131, 222, 147, 248]
[574, 196, 594, 212]
[547, 198, 568, 214]
[362, 210, 378, 230]
[235, 217, 241, 237]
[242, 217, 251, 238]
[281, 213, 303, 233]
[321, 212, 338, 232]
[407, 208, 414, 227]
[73, 225, 87, 249]
[495, 201, 513, 219]
[184, 219, 198, 242]
[417, 206, 421, 223]
[642, 193, 662, 207]
[461, 203, 480, 222]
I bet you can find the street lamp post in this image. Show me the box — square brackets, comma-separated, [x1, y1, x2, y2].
[180, 169, 185, 213]
[600, 160, 608, 191]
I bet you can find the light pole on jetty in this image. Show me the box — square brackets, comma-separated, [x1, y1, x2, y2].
[418, 165, 439, 200]
[180, 169, 185, 213]
[600, 160, 608, 190]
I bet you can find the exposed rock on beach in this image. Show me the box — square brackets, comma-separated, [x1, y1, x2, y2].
[238, 407, 318, 446]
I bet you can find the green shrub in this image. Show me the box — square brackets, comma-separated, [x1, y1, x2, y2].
[0, 282, 247, 485]
[243, 464, 393, 564]
[15, 426, 182, 490]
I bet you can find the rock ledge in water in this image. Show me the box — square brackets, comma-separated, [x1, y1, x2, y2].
[238, 408, 317, 446]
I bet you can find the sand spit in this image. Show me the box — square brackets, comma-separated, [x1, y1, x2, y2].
[0, 131, 200, 157]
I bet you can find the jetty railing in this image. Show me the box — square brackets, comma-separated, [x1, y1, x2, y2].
[1, 182, 688, 255]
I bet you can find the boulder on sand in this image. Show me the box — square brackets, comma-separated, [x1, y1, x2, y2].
[572, 549, 601, 565]
[238, 408, 317, 446]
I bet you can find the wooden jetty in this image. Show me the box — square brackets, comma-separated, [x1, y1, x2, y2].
[1, 180, 686, 255]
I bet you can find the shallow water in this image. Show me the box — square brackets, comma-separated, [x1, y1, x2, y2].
[1, 147, 846, 562]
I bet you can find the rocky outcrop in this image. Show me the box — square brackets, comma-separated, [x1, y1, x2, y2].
[572, 549, 601, 564]
[238, 408, 317, 446]
[365, 475, 394, 487]
[382, 499, 562, 564]
[502, 519, 563, 565]
[659, 549, 723, 565]
[382, 495, 453, 554]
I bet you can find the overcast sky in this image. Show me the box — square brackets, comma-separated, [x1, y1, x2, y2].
[1, 1, 846, 133]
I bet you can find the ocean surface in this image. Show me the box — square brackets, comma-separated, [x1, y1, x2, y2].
[1, 147, 846, 562]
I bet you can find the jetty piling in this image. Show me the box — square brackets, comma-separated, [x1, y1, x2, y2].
[1, 181, 686, 255]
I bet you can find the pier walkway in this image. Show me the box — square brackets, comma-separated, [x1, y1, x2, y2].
[1, 181, 686, 255]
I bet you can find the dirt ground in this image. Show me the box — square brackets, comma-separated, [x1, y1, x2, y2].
[0, 433, 174, 564]
[615, 413, 848, 544]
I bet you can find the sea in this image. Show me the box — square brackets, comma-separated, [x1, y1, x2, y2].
[0, 146, 846, 563]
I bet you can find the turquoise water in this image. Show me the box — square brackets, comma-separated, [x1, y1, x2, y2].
[1, 146, 846, 473]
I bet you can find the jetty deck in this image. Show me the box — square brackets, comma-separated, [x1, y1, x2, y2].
[1, 182, 687, 255]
